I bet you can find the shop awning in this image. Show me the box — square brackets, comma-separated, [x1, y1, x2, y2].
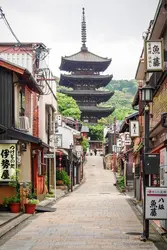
[1, 126, 51, 148]
[40, 141, 52, 149]
[8, 128, 40, 144]
[56, 148, 68, 156]
[0, 124, 7, 135]
[151, 143, 165, 153]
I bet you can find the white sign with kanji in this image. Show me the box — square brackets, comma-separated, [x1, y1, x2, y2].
[145, 187, 167, 220]
[145, 40, 164, 72]
[0, 143, 17, 181]
[117, 138, 122, 148]
[130, 121, 139, 137]
[54, 134, 62, 147]
[124, 132, 131, 146]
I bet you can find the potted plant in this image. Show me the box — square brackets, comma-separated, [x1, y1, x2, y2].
[56, 170, 71, 188]
[56, 170, 64, 185]
[3, 195, 21, 213]
[62, 171, 71, 189]
[24, 198, 39, 214]
[3, 169, 21, 213]
[24, 188, 39, 214]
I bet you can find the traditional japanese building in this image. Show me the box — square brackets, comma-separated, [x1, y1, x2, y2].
[59, 8, 114, 123]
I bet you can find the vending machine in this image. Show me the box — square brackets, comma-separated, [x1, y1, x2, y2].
[160, 148, 167, 230]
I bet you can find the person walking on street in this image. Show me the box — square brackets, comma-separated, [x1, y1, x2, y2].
[94, 148, 97, 156]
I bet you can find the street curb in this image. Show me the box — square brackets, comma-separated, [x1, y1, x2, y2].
[125, 193, 167, 244]
[0, 170, 86, 238]
[0, 213, 32, 238]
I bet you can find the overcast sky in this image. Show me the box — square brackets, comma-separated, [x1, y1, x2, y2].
[0, 0, 159, 80]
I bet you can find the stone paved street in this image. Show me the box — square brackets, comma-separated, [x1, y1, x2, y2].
[0, 156, 161, 249]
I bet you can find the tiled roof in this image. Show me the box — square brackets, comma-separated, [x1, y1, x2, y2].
[60, 74, 113, 80]
[62, 50, 111, 63]
[80, 106, 115, 113]
[61, 89, 114, 97]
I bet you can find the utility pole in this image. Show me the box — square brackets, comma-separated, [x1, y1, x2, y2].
[70, 143, 73, 192]
[142, 104, 150, 240]
[113, 116, 117, 172]
[47, 112, 51, 193]
[53, 120, 58, 199]
[111, 116, 117, 185]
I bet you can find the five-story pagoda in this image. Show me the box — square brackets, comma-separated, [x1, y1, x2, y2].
[59, 8, 114, 123]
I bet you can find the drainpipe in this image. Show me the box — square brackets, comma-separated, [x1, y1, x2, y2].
[31, 147, 38, 194]
[47, 112, 51, 193]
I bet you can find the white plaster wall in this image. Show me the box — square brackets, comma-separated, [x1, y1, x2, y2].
[19, 143, 31, 182]
[58, 126, 74, 149]
[38, 58, 57, 144]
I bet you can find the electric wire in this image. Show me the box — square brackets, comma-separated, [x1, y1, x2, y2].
[0, 7, 55, 97]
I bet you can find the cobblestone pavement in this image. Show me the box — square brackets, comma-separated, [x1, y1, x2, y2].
[0, 156, 161, 249]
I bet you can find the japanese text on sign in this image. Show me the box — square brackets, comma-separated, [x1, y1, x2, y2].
[145, 187, 167, 219]
[0, 143, 17, 181]
[145, 40, 164, 72]
[130, 121, 139, 137]
[124, 132, 131, 146]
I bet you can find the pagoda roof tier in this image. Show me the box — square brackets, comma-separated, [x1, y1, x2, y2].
[80, 106, 115, 117]
[60, 89, 114, 103]
[59, 74, 113, 88]
[60, 50, 111, 72]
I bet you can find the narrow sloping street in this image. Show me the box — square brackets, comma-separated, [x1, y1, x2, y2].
[0, 156, 163, 249]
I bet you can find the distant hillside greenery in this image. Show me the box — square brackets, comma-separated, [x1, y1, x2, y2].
[56, 78, 138, 123]
[99, 79, 138, 122]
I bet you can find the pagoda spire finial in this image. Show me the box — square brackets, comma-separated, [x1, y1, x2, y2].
[81, 7, 88, 51]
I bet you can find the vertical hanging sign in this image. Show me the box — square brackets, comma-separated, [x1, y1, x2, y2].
[0, 140, 17, 181]
[145, 39, 164, 72]
[130, 121, 139, 137]
[124, 132, 131, 146]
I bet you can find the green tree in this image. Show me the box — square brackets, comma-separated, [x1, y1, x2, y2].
[98, 117, 109, 125]
[81, 136, 89, 153]
[89, 124, 104, 141]
[57, 92, 81, 120]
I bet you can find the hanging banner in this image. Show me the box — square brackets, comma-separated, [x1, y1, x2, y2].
[0, 141, 17, 181]
[145, 39, 164, 72]
[130, 121, 139, 137]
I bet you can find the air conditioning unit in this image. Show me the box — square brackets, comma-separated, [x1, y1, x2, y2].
[19, 116, 30, 131]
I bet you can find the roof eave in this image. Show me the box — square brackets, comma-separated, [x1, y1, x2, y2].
[119, 112, 139, 133]
[23, 69, 43, 95]
[60, 73, 113, 80]
[132, 89, 139, 107]
[149, 0, 163, 38]
[80, 107, 115, 113]
[135, 57, 145, 81]
[0, 58, 42, 95]
[0, 58, 25, 74]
